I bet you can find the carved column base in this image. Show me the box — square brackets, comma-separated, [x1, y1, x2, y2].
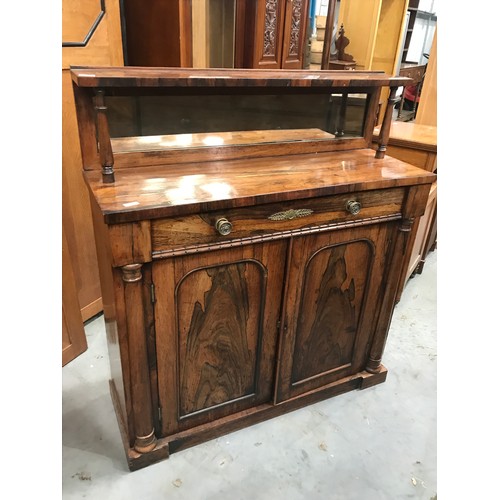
[366, 357, 383, 374]
[134, 429, 157, 454]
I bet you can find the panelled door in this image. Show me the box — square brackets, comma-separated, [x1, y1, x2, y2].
[154, 241, 287, 436]
[275, 222, 397, 402]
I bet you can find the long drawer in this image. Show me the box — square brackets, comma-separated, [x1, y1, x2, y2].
[151, 187, 405, 257]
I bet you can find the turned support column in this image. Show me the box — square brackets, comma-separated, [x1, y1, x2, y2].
[366, 218, 414, 374]
[95, 89, 115, 183]
[121, 263, 157, 453]
[375, 86, 399, 159]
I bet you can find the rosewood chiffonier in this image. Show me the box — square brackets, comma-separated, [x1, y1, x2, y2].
[70, 67, 435, 470]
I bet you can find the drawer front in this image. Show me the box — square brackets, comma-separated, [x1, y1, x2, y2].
[151, 188, 405, 257]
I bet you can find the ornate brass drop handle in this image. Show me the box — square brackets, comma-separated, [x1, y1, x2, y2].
[345, 200, 362, 215]
[215, 217, 233, 236]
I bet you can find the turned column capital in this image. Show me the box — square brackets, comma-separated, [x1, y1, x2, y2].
[121, 263, 143, 283]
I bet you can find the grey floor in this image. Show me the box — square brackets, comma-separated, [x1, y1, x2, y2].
[62, 250, 437, 500]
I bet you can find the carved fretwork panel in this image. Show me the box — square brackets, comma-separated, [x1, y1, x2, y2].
[263, 0, 279, 57]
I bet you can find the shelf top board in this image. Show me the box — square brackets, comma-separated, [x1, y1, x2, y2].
[85, 148, 436, 224]
[373, 122, 437, 152]
[70, 66, 410, 89]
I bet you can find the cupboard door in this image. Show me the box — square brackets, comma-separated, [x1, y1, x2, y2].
[275, 223, 397, 402]
[154, 241, 287, 436]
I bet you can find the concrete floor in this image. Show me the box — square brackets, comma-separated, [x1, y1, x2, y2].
[62, 250, 437, 500]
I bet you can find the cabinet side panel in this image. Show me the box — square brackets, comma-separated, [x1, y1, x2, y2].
[90, 197, 134, 444]
[291, 240, 372, 383]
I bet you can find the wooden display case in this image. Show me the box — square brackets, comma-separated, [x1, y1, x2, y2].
[71, 67, 435, 470]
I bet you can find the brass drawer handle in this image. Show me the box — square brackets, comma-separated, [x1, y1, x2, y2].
[215, 218, 233, 236]
[268, 208, 314, 221]
[346, 200, 361, 215]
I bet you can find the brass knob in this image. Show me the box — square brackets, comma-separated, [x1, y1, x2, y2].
[346, 200, 361, 215]
[215, 218, 232, 236]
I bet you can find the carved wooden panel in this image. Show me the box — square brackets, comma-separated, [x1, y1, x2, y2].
[154, 242, 287, 435]
[281, 0, 309, 68]
[275, 222, 397, 402]
[263, 0, 279, 56]
[253, 0, 286, 68]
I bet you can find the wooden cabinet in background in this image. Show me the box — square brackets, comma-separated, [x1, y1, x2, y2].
[62, 0, 124, 364]
[71, 67, 434, 470]
[120, 0, 311, 69]
[240, 0, 311, 69]
[373, 121, 437, 302]
[337, 0, 409, 122]
[62, 226, 87, 366]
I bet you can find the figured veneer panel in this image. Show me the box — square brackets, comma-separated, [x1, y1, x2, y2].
[177, 261, 265, 417]
[151, 187, 405, 256]
[154, 241, 287, 436]
[84, 149, 434, 224]
[291, 240, 372, 383]
[275, 222, 396, 403]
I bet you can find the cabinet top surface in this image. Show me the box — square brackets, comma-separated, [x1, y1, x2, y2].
[70, 66, 410, 88]
[85, 149, 436, 224]
[373, 122, 437, 151]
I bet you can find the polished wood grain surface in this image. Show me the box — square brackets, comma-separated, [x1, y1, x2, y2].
[151, 187, 405, 254]
[178, 261, 263, 416]
[373, 121, 437, 152]
[154, 242, 286, 434]
[71, 66, 411, 88]
[275, 223, 396, 402]
[111, 128, 335, 153]
[291, 240, 371, 382]
[85, 148, 435, 223]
